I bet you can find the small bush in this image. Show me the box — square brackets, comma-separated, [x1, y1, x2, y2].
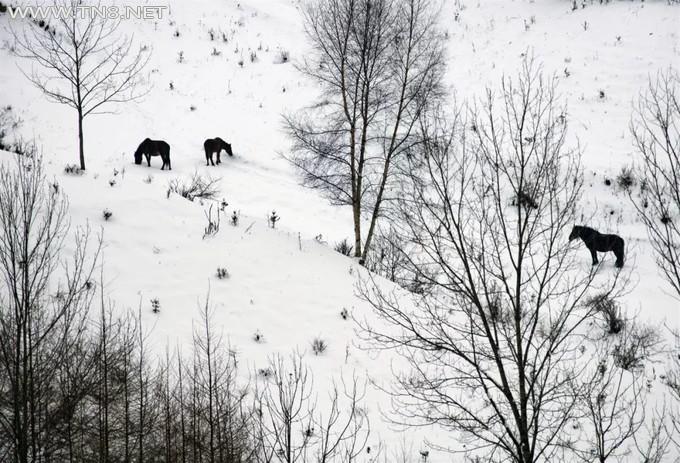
[511, 189, 538, 210]
[604, 178, 612, 186]
[311, 337, 328, 355]
[150, 298, 161, 314]
[167, 173, 221, 202]
[203, 204, 221, 239]
[334, 238, 353, 256]
[230, 210, 240, 226]
[586, 293, 624, 334]
[269, 210, 280, 229]
[612, 323, 662, 371]
[109, 178, 116, 187]
[143, 175, 153, 184]
[253, 330, 264, 343]
[275, 49, 289, 64]
[249, 50, 257, 62]
[102, 208, 113, 221]
[0, 105, 23, 153]
[216, 267, 230, 279]
[211, 47, 221, 57]
[64, 164, 82, 175]
[340, 308, 349, 320]
[616, 166, 636, 191]
[258, 367, 273, 378]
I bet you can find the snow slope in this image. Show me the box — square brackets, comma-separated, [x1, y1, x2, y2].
[1, 0, 680, 460]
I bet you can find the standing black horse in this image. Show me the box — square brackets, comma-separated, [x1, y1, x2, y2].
[134, 138, 171, 170]
[569, 225, 625, 268]
[203, 137, 233, 166]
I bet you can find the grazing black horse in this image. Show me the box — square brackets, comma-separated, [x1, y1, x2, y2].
[203, 137, 233, 166]
[134, 138, 171, 170]
[568, 225, 625, 268]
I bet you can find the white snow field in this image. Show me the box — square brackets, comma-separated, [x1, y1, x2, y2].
[1, 0, 679, 460]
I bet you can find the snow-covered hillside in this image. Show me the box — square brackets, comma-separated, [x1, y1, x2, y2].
[0, 0, 679, 460]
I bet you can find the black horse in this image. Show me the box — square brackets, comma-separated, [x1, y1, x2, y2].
[568, 225, 625, 268]
[203, 137, 233, 166]
[134, 138, 171, 170]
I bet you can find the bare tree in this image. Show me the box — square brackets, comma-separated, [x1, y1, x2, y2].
[314, 375, 371, 463]
[253, 353, 372, 463]
[630, 68, 680, 296]
[667, 327, 680, 452]
[569, 342, 647, 462]
[630, 69, 680, 460]
[284, 0, 445, 262]
[0, 153, 99, 463]
[12, 0, 150, 170]
[632, 407, 673, 463]
[185, 294, 254, 463]
[357, 60, 624, 462]
[254, 353, 315, 463]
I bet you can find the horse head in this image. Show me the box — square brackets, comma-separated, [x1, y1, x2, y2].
[568, 226, 580, 241]
[134, 138, 150, 165]
[214, 137, 233, 157]
[134, 147, 144, 165]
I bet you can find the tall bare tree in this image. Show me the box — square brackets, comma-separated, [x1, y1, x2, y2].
[630, 69, 680, 459]
[0, 153, 99, 463]
[630, 68, 680, 296]
[284, 0, 445, 262]
[254, 353, 315, 463]
[357, 60, 624, 462]
[253, 353, 371, 463]
[313, 375, 371, 463]
[568, 341, 647, 462]
[12, 0, 150, 170]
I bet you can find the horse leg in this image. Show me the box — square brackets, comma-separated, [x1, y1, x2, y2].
[614, 254, 623, 268]
[614, 243, 624, 268]
[205, 149, 211, 166]
[589, 246, 599, 265]
[167, 152, 171, 170]
[145, 153, 151, 167]
[217, 150, 221, 165]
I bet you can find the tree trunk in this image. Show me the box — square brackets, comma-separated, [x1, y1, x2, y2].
[353, 200, 362, 260]
[77, 110, 85, 171]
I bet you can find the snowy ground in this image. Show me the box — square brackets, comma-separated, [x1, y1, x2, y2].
[1, 0, 679, 460]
